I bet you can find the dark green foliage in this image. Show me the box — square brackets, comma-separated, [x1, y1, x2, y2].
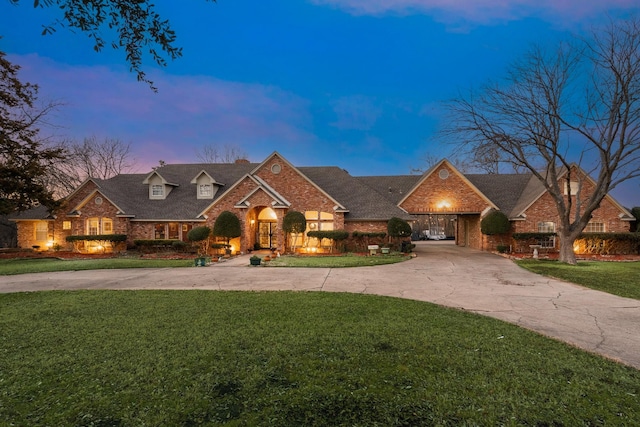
[351, 231, 387, 239]
[513, 232, 557, 240]
[1, 51, 64, 215]
[307, 230, 349, 241]
[212, 211, 241, 243]
[282, 210, 306, 234]
[387, 217, 411, 238]
[496, 244, 509, 253]
[481, 210, 510, 235]
[67, 234, 127, 242]
[187, 226, 211, 242]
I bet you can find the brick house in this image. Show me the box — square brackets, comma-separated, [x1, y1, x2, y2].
[11, 153, 634, 253]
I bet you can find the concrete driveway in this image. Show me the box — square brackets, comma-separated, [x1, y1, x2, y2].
[1, 241, 639, 370]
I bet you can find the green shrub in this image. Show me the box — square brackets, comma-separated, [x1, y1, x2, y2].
[134, 239, 177, 247]
[496, 244, 509, 253]
[387, 217, 411, 238]
[307, 230, 349, 241]
[187, 226, 211, 242]
[481, 210, 510, 235]
[213, 211, 241, 244]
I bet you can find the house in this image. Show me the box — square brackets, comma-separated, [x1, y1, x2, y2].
[11, 153, 635, 254]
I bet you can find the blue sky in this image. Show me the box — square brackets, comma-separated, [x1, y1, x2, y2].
[1, 0, 639, 207]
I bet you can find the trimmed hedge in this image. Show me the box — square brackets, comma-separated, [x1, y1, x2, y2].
[66, 234, 127, 242]
[134, 239, 179, 247]
[307, 230, 350, 241]
[351, 231, 387, 239]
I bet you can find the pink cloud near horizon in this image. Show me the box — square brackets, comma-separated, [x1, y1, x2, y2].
[10, 53, 316, 171]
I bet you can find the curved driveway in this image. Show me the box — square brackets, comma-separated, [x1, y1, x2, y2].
[1, 241, 639, 369]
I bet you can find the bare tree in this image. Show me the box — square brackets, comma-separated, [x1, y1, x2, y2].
[46, 136, 136, 197]
[195, 144, 248, 163]
[443, 17, 640, 264]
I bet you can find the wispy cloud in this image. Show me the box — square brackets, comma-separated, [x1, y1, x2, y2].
[310, 0, 639, 27]
[10, 54, 315, 169]
[330, 95, 382, 131]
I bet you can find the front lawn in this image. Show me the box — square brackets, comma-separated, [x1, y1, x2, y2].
[516, 260, 640, 300]
[0, 257, 193, 275]
[1, 291, 638, 426]
[265, 253, 411, 267]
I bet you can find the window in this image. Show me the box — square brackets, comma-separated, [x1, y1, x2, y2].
[152, 185, 164, 197]
[199, 184, 212, 197]
[537, 221, 556, 248]
[87, 218, 100, 235]
[537, 222, 555, 233]
[102, 219, 113, 234]
[168, 222, 179, 240]
[304, 211, 335, 248]
[564, 181, 579, 196]
[584, 222, 605, 233]
[86, 218, 113, 235]
[63, 221, 71, 230]
[155, 224, 166, 239]
[35, 222, 48, 241]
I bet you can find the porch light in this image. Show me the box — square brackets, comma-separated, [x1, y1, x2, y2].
[46, 240, 54, 248]
[250, 219, 255, 225]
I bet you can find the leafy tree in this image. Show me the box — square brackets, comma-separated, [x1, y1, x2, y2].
[481, 210, 511, 235]
[9, 0, 217, 90]
[387, 217, 412, 250]
[282, 210, 306, 252]
[443, 17, 640, 264]
[212, 211, 241, 250]
[0, 50, 64, 215]
[187, 225, 211, 255]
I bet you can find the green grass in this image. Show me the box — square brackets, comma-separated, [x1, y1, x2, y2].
[0, 257, 193, 275]
[1, 291, 638, 426]
[266, 253, 411, 267]
[517, 260, 640, 300]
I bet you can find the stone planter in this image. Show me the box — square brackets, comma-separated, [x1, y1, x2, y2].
[381, 247, 390, 254]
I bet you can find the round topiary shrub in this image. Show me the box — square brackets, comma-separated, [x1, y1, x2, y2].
[481, 210, 510, 235]
[213, 211, 241, 246]
[187, 226, 211, 242]
[387, 217, 412, 238]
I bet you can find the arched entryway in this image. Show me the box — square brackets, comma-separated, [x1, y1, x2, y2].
[247, 207, 279, 250]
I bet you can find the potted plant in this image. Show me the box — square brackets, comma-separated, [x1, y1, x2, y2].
[249, 255, 261, 266]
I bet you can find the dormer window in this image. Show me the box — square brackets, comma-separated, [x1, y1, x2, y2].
[199, 184, 212, 198]
[191, 170, 221, 200]
[152, 185, 164, 197]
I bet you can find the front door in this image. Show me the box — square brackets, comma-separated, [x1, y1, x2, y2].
[258, 222, 277, 249]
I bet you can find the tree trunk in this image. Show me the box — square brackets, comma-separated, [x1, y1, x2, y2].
[557, 233, 578, 265]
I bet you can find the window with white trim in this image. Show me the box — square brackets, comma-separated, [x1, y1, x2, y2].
[199, 184, 212, 198]
[102, 219, 113, 234]
[564, 181, 579, 196]
[151, 185, 164, 197]
[537, 221, 556, 248]
[35, 221, 48, 241]
[584, 221, 605, 233]
[86, 218, 112, 235]
[87, 218, 100, 235]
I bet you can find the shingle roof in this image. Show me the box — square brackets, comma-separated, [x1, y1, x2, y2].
[298, 167, 413, 220]
[465, 174, 533, 216]
[93, 163, 256, 220]
[355, 175, 422, 205]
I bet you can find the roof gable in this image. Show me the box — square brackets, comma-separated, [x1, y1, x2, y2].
[398, 159, 497, 213]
